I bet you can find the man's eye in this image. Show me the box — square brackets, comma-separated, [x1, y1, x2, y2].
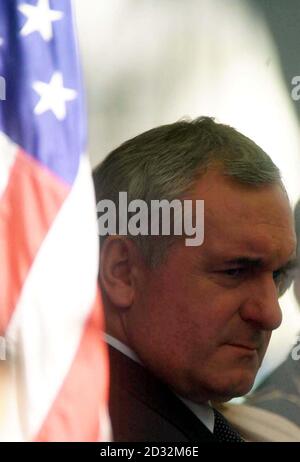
[222, 268, 245, 277]
[273, 268, 293, 297]
[273, 269, 282, 282]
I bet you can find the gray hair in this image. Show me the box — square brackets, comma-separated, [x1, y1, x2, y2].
[93, 116, 282, 266]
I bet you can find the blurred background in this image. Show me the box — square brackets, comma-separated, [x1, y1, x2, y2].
[73, 0, 300, 389]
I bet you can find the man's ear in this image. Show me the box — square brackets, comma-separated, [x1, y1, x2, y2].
[99, 236, 138, 308]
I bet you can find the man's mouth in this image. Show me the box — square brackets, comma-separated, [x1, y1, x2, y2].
[226, 343, 260, 352]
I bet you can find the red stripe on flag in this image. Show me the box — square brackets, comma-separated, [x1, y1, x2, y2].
[35, 290, 109, 442]
[0, 148, 69, 334]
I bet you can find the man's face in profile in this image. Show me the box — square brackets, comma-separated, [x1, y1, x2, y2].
[125, 169, 296, 403]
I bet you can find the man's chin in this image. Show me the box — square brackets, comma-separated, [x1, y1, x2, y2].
[176, 366, 258, 403]
[201, 369, 258, 403]
[214, 377, 256, 402]
[183, 381, 254, 405]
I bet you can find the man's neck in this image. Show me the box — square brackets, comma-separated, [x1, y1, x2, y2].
[104, 332, 215, 432]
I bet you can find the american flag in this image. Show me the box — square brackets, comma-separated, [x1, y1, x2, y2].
[0, 0, 110, 441]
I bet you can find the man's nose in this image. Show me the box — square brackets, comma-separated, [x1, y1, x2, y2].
[239, 274, 282, 331]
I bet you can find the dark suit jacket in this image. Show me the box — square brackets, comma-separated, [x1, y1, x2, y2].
[108, 345, 218, 442]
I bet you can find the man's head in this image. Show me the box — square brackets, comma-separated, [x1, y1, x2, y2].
[94, 117, 296, 404]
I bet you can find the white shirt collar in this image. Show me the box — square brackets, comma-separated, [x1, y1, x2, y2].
[103, 333, 142, 364]
[103, 333, 215, 433]
[177, 396, 214, 433]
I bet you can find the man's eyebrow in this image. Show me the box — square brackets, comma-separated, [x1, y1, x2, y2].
[222, 257, 298, 270]
[222, 257, 262, 267]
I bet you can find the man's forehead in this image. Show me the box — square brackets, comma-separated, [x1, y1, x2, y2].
[193, 169, 291, 214]
[196, 185, 294, 261]
[200, 220, 296, 267]
[181, 169, 296, 264]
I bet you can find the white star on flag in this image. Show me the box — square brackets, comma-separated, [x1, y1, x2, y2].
[19, 0, 63, 41]
[33, 72, 77, 120]
[0, 37, 4, 46]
